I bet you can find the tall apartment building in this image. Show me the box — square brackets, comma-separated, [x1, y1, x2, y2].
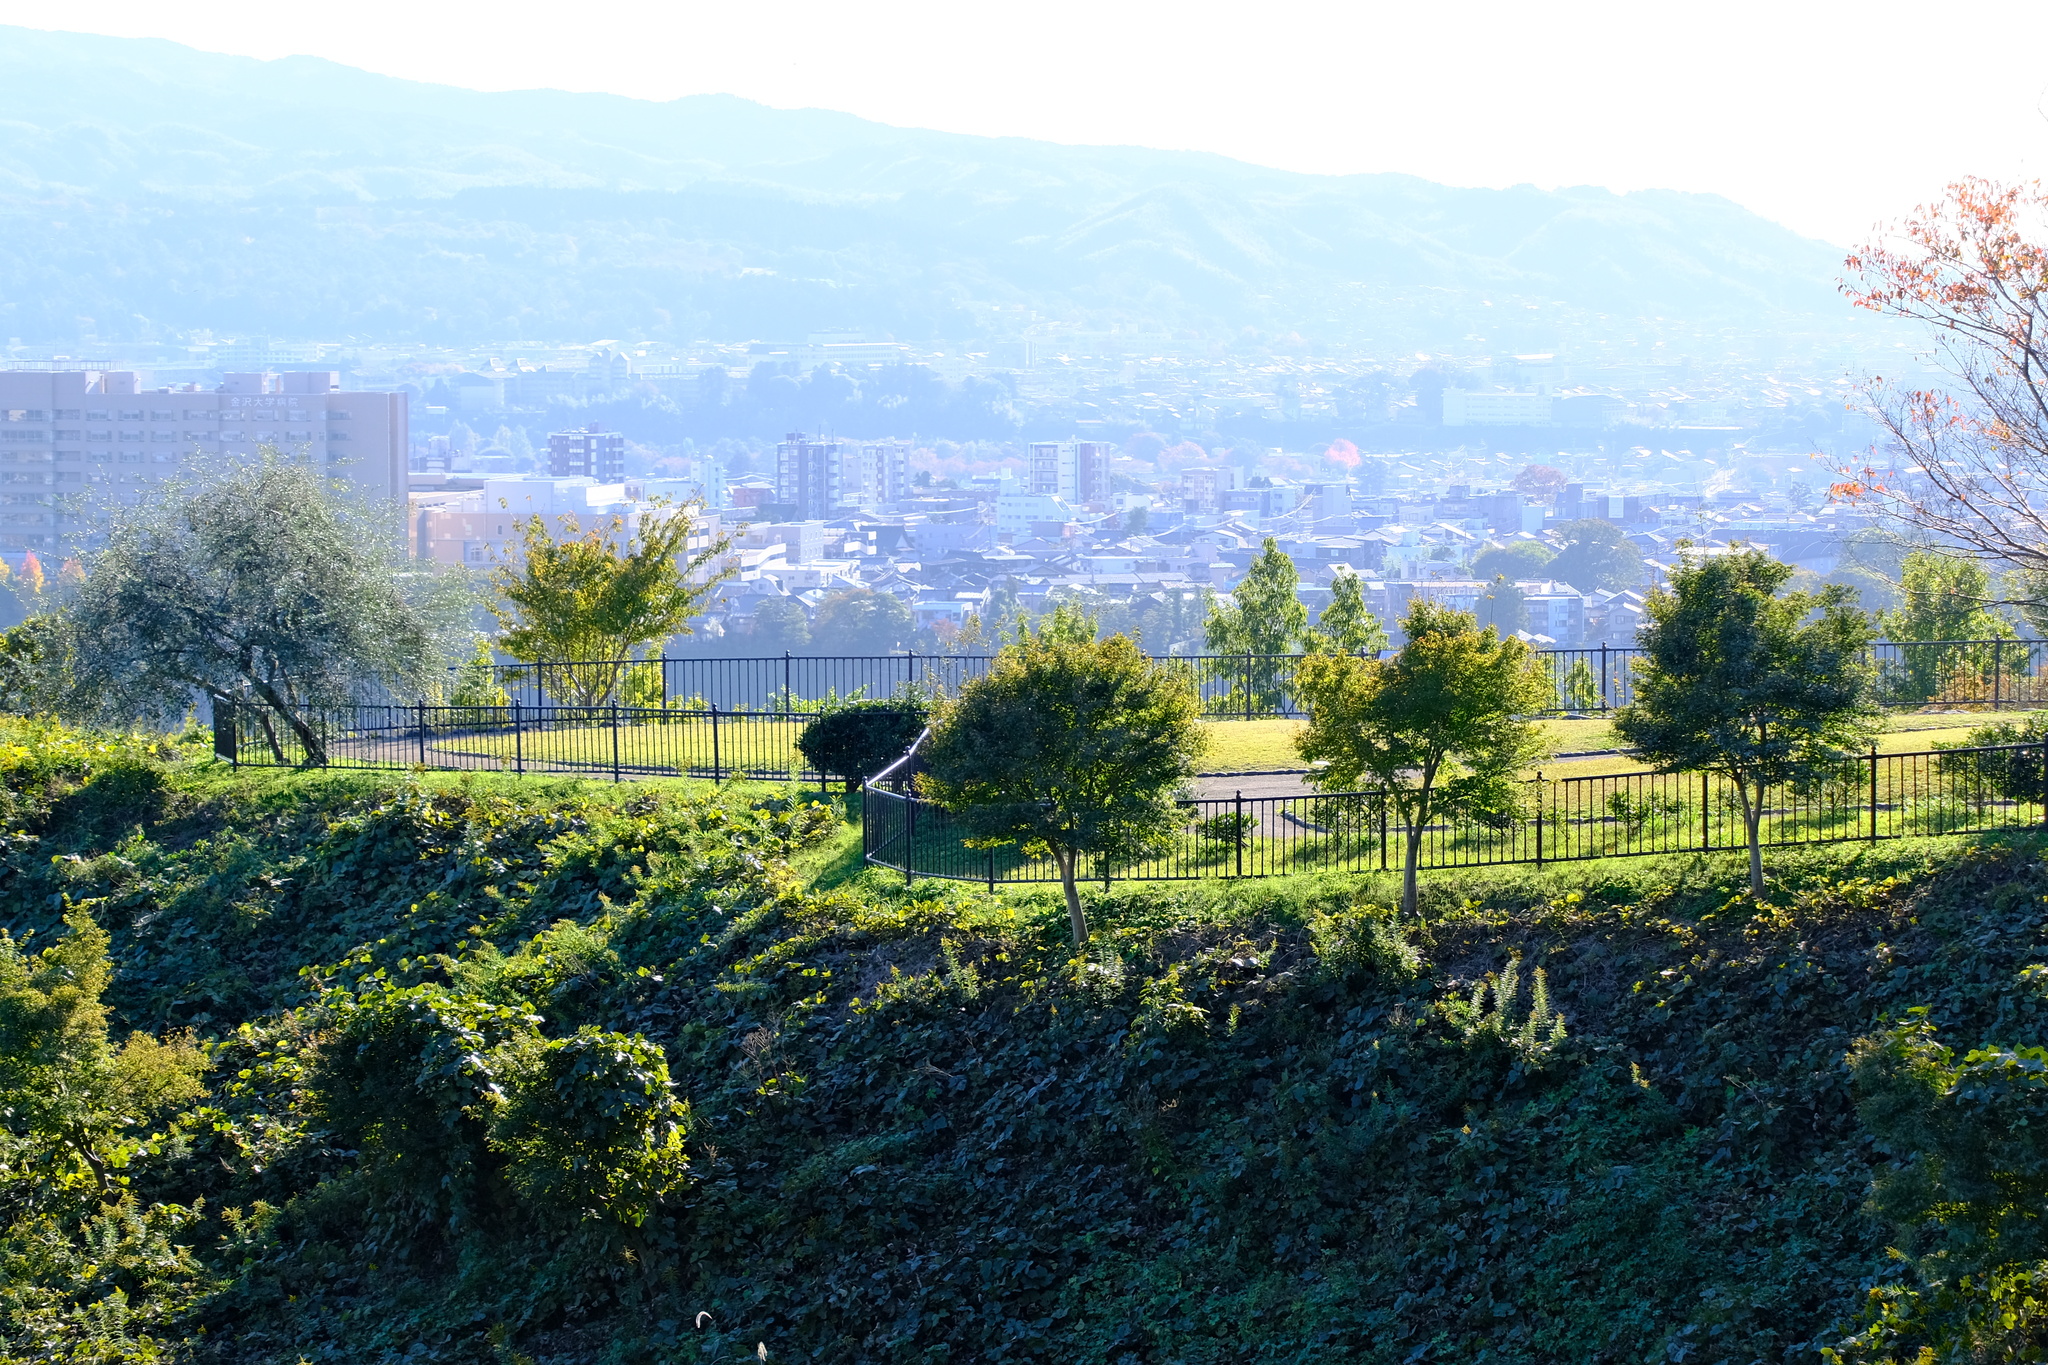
[774, 433, 916, 518]
[547, 425, 625, 481]
[0, 370, 407, 552]
[1029, 440, 1112, 504]
[850, 439, 911, 509]
[775, 432, 842, 520]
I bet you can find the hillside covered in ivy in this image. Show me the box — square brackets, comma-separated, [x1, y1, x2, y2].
[1, 720, 2045, 1362]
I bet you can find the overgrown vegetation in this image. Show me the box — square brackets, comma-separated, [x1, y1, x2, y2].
[5, 719, 2048, 1361]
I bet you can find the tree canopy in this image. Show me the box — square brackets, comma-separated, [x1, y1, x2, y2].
[1613, 548, 1877, 897]
[1293, 600, 1550, 915]
[921, 630, 1205, 948]
[1879, 550, 2015, 703]
[1309, 573, 1389, 655]
[64, 453, 461, 764]
[808, 590, 914, 656]
[492, 500, 732, 706]
[1545, 520, 1644, 591]
[1471, 540, 1556, 583]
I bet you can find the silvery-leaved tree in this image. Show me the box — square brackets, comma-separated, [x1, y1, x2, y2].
[65, 450, 469, 764]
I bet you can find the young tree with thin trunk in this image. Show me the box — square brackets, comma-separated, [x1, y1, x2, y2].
[1205, 537, 1308, 712]
[1614, 548, 1877, 898]
[65, 451, 462, 763]
[1310, 572, 1389, 655]
[492, 501, 733, 706]
[920, 630, 1205, 951]
[1293, 600, 1550, 916]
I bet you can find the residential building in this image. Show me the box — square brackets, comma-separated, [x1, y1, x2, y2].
[1029, 440, 1113, 504]
[1441, 389, 1554, 427]
[776, 432, 845, 519]
[0, 369, 406, 552]
[548, 425, 624, 481]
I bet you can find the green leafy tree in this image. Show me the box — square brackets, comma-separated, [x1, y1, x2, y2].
[1471, 540, 1555, 582]
[1560, 656, 1602, 713]
[749, 597, 811, 653]
[921, 630, 1205, 949]
[446, 635, 510, 709]
[797, 696, 931, 790]
[1546, 519, 1644, 591]
[1310, 573, 1389, 655]
[64, 452, 462, 765]
[1475, 576, 1525, 638]
[1205, 537, 1308, 711]
[1829, 1006, 2048, 1361]
[0, 912, 207, 1197]
[1880, 550, 2015, 703]
[493, 500, 732, 706]
[810, 589, 915, 655]
[0, 615, 71, 716]
[311, 982, 690, 1235]
[1613, 548, 1877, 897]
[1293, 600, 1551, 916]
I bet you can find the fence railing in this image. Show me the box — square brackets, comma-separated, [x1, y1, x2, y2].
[475, 640, 2048, 719]
[860, 741, 2048, 885]
[213, 700, 824, 782]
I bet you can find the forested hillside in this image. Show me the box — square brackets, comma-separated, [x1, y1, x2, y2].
[0, 720, 2039, 1361]
[0, 27, 1855, 345]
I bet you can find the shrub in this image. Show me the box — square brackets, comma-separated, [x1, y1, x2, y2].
[796, 697, 930, 790]
[1935, 713, 2048, 803]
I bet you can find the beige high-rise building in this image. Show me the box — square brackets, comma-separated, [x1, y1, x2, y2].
[0, 370, 408, 551]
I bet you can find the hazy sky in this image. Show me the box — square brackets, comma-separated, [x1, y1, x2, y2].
[4, 0, 2044, 245]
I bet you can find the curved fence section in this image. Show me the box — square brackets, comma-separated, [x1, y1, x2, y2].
[861, 742, 2048, 885]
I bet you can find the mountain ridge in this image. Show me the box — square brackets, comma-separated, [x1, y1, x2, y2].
[0, 25, 1859, 346]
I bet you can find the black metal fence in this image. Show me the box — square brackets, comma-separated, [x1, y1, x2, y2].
[861, 741, 2048, 885]
[213, 700, 822, 782]
[474, 640, 2048, 719]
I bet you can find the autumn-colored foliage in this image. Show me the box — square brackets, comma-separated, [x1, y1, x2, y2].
[1838, 178, 2048, 567]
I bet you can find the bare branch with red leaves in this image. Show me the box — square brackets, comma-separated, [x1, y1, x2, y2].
[1838, 178, 2048, 569]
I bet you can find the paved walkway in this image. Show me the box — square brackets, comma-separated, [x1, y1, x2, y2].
[1193, 771, 1312, 800]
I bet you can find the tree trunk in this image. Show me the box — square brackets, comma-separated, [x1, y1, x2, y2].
[1732, 775, 1765, 898]
[1055, 847, 1089, 951]
[1402, 825, 1424, 917]
[245, 674, 328, 766]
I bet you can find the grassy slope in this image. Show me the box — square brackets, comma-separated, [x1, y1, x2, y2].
[7, 733, 2048, 1362]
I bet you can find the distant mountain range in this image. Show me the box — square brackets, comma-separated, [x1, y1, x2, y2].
[0, 26, 1860, 349]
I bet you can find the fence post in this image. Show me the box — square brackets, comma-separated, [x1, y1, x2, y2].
[1996, 639, 2005, 709]
[1870, 744, 1880, 842]
[2039, 737, 2048, 829]
[1379, 795, 1389, 872]
[710, 704, 722, 782]
[417, 701, 427, 766]
[611, 703, 621, 783]
[783, 651, 792, 716]
[988, 848, 995, 892]
[904, 790, 917, 886]
[1600, 642, 1610, 710]
[659, 654, 669, 709]
[212, 696, 238, 767]
[512, 700, 523, 775]
[1243, 656, 1252, 721]
[1535, 772, 1544, 866]
[1701, 771, 1710, 851]
[1235, 790, 1244, 878]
